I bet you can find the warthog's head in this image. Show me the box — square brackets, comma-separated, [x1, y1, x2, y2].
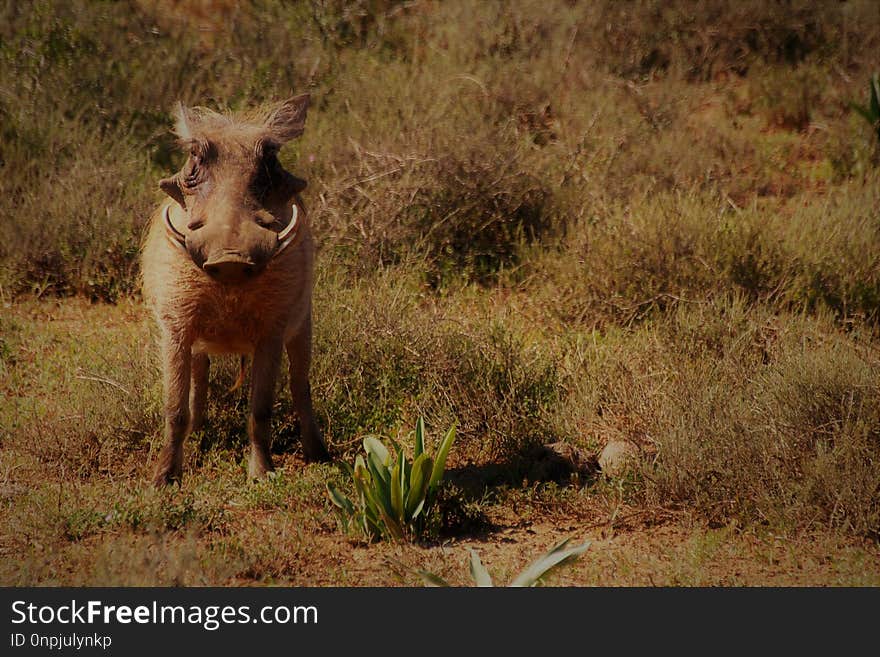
[159, 95, 310, 284]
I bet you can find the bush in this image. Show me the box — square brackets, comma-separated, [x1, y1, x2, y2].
[327, 418, 456, 541]
[561, 298, 880, 538]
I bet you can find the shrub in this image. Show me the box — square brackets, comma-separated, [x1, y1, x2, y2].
[327, 418, 456, 541]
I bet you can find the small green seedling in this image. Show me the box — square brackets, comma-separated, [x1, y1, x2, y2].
[327, 417, 456, 541]
[419, 536, 592, 587]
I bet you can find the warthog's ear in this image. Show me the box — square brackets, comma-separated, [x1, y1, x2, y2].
[159, 174, 186, 209]
[266, 94, 310, 143]
[172, 101, 196, 142]
[160, 102, 195, 209]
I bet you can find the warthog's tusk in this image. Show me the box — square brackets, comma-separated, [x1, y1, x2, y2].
[163, 204, 187, 252]
[275, 203, 300, 256]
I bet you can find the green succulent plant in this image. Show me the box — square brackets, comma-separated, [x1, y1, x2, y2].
[419, 536, 592, 587]
[327, 417, 456, 541]
[851, 73, 880, 142]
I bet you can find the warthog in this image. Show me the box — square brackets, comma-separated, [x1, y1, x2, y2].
[141, 95, 330, 486]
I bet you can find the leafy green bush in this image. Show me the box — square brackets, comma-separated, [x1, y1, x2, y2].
[419, 537, 591, 587]
[327, 418, 456, 541]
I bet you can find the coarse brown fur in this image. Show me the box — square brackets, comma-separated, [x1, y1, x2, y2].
[140, 95, 330, 486]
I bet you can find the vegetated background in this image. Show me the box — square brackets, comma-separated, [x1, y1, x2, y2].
[1, 0, 879, 586]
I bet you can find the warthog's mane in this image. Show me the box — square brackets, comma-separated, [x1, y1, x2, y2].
[173, 98, 308, 153]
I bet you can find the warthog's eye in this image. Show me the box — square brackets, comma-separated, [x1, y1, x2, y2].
[249, 138, 285, 200]
[182, 158, 202, 190]
[181, 140, 213, 191]
[252, 152, 280, 200]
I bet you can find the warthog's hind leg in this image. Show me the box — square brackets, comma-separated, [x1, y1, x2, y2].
[153, 335, 192, 487]
[286, 315, 330, 463]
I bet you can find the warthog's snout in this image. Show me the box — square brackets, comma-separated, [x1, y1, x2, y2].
[163, 204, 302, 285]
[202, 253, 258, 284]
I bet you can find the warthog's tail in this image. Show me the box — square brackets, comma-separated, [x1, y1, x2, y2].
[229, 355, 247, 393]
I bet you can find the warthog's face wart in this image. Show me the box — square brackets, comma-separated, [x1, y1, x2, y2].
[159, 95, 310, 284]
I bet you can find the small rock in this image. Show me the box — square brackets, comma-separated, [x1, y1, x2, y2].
[598, 440, 638, 477]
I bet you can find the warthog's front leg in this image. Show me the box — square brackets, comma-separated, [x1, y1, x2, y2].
[248, 338, 283, 478]
[190, 353, 210, 433]
[286, 312, 330, 462]
[153, 333, 192, 487]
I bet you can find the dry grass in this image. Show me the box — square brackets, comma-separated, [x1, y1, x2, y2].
[2, 0, 880, 585]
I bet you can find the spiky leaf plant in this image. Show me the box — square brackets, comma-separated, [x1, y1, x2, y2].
[851, 73, 880, 143]
[418, 537, 592, 587]
[327, 417, 456, 541]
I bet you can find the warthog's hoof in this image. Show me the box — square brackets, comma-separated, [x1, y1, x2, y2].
[248, 451, 275, 479]
[153, 446, 183, 487]
[152, 467, 182, 488]
[302, 437, 331, 463]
